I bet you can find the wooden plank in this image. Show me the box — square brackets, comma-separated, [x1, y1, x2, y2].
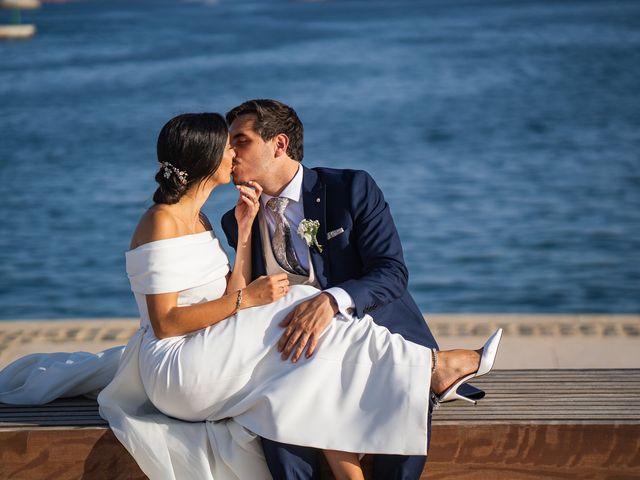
[0, 429, 146, 480]
[1, 424, 639, 479]
[2, 369, 640, 428]
[423, 423, 640, 480]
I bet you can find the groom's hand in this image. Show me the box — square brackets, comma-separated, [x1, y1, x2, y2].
[278, 293, 338, 363]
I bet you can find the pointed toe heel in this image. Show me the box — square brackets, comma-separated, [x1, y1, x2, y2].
[435, 328, 503, 405]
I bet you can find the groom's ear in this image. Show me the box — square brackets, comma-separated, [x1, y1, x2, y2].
[272, 133, 289, 158]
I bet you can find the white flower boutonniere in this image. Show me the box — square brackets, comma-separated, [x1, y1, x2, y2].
[297, 219, 323, 253]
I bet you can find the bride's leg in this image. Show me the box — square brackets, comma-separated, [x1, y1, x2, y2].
[430, 349, 482, 396]
[323, 450, 364, 480]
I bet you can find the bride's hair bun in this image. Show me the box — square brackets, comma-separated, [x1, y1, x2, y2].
[153, 113, 228, 205]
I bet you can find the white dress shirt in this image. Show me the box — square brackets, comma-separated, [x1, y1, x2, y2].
[260, 166, 355, 317]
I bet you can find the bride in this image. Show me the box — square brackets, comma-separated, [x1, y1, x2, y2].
[108, 112, 503, 479]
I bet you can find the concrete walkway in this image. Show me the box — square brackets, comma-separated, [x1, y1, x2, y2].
[429, 314, 640, 369]
[0, 315, 638, 369]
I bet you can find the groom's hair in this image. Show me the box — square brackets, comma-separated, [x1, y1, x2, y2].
[226, 99, 304, 162]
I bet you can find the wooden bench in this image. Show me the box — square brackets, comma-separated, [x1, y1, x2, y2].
[1, 369, 639, 479]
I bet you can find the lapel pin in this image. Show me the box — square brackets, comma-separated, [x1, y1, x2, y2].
[316, 198, 320, 203]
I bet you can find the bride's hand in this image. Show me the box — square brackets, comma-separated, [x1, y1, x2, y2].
[243, 274, 289, 307]
[234, 181, 263, 236]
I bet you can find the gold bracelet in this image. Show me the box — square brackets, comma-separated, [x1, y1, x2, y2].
[233, 289, 243, 314]
[431, 349, 438, 375]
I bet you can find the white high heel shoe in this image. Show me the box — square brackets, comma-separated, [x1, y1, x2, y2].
[434, 328, 503, 406]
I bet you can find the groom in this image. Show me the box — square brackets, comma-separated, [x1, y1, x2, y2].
[221, 99, 481, 479]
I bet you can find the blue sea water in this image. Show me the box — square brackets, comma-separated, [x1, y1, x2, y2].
[0, 0, 639, 319]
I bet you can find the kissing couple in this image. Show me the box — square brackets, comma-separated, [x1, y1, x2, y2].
[1, 99, 503, 480]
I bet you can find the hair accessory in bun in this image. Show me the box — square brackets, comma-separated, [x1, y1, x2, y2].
[160, 161, 188, 185]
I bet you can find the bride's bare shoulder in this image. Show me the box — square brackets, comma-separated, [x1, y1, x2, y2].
[130, 206, 180, 250]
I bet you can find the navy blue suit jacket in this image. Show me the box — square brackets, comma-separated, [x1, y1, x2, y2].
[221, 166, 438, 349]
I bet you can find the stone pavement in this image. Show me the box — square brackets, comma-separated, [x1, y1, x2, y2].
[0, 315, 638, 369]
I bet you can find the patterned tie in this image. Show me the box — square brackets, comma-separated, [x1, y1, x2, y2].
[266, 197, 308, 276]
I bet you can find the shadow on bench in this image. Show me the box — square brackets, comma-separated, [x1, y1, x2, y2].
[2, 370, 639, 479]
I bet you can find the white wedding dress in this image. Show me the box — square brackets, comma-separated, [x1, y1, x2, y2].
[0, 230, 433, 480]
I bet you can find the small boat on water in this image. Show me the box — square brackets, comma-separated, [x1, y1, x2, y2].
[0, 0, 40, 8]
[0, 0, 40, 40]
[0, 23, 35, 38]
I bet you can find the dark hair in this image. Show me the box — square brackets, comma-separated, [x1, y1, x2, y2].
[226, 99, 304, 162]
[153, 113, 228, 204]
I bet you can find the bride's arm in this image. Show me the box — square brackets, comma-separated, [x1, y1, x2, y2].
[146, 272, 287, 339]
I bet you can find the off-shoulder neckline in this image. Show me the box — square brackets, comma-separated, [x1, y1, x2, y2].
[126, 230, 215, 255]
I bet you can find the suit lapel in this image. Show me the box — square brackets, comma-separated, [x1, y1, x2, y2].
[301, 167, 329, 287]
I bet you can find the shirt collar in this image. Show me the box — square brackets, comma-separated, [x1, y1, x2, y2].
[260, 165, 303, 207]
